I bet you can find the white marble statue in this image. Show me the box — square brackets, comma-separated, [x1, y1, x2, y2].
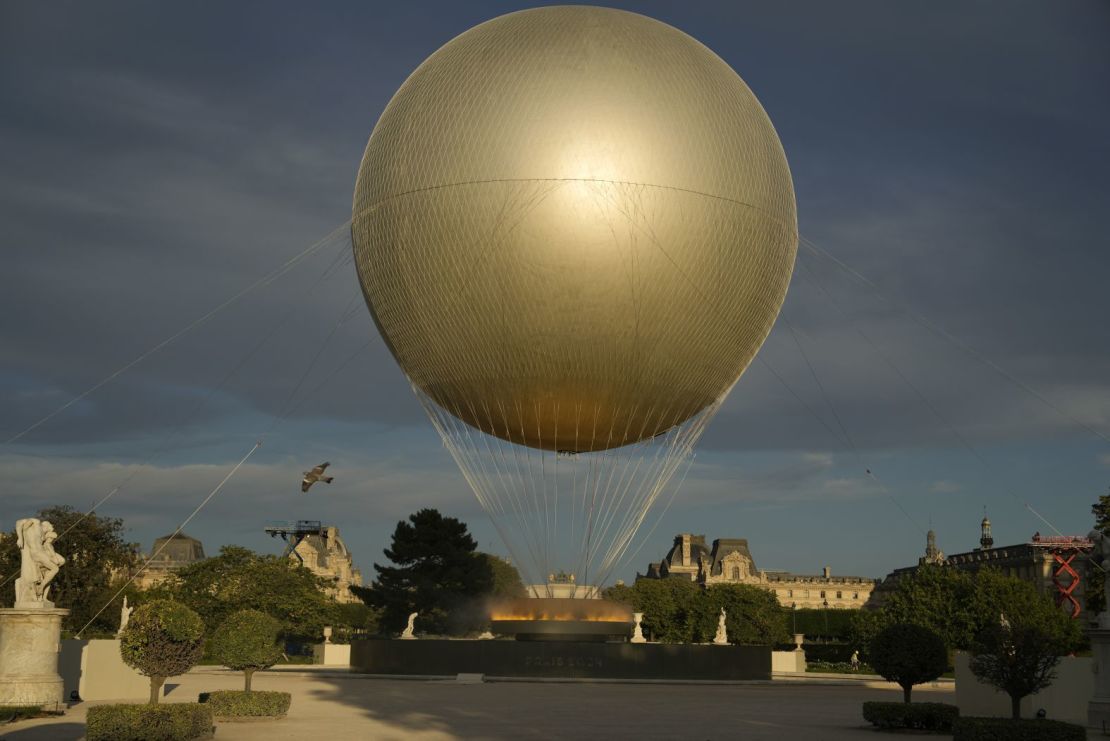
[116, 596, 133, 637]
[713, 607, 728, 645]
[631, 612, 646, 643]
[401, 612, 418, 640]
[1090, 529, 1110, 629]
[14, 518, 66, 609]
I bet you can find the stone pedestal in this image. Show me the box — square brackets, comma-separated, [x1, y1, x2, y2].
[0, 607, 69, 708]
[312, 642, 351, 666]
[1090, 629, 1110, 730]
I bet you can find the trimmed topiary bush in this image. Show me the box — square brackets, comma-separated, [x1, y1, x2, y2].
[209, 609, 283, 691]
[199, 690, 292, 720]
[862, 701, 958, 732]
[86, 703, 214, 741]
[0, 705, 47, 722]
[120, 599, 205, 704]
[952, 716, 1085, 741]
[870, 622, 948, 703]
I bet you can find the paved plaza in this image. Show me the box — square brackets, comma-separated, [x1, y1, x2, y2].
[1, 669, 958, 741]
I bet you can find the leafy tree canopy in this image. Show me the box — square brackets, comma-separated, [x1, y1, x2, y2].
[969, 569, 1084, 719]
[0, 505, 139, 635]
[881, 564, 982, 650]
[847, 608, 886, 662]
[693, 584, 790, 646]
[210, 609, 283, 691]
[1088, 487, 1110, 612]
[168, 546, 336, 641]
[120, 599, 205, 704]
[484, 553, 526, 599]
[367, 509, 494, 635]
[604, 579, 787, 645]
[604, 578, 700, 643]
[870, 623, 948, 703]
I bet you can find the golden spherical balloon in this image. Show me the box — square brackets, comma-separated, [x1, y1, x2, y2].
[353, 6, 797, 452]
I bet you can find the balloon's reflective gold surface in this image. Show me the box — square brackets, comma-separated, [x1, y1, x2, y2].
[353, 6, 797, 452]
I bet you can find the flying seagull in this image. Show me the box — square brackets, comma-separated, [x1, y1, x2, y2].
[301, 462, 334, 493]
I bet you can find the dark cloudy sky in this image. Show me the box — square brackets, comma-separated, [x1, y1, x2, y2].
[3, 1, 1109, 586]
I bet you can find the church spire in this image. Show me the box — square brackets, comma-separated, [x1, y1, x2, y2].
[979, 510, 994, 550]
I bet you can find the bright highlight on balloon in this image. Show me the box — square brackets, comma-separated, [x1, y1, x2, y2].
[352, 5, 797, 586]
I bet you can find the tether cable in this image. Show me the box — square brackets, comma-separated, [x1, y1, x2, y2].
[4, 222, 350, 446]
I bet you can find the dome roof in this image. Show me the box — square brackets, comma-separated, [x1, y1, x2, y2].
[148, 531, 206, 565]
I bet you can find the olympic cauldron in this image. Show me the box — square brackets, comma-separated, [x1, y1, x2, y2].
[489, 597, 633, 642]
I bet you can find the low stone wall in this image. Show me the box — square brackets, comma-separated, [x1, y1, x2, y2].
[954, 651, 1091, 725]
[60, 639, 155, 702]
[351, 639, 771, 680]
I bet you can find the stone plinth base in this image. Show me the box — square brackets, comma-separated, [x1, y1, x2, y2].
[1090, 629, 1110, 729]
[771, 649, 806, 673]
[312, 642, 351, 666]
[0, 607, 68, 708]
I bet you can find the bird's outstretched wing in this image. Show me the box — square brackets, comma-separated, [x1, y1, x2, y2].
[311, 462, 330, 475]
[301, 477, 312, 493]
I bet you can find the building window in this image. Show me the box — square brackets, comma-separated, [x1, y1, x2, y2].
[819, 590, 826, 599]
[731, 566, 740, 581]
[836, 591, 842, 599]
[853, 592, 859, 599]
[787, 589, 793, 598]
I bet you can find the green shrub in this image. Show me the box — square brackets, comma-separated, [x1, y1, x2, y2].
[86, 703, 214, 741]
[0, 705, 45, 722]
[199, 690, 291, 718]
[870, 623, 948, 703]
[801, 642, 854, 663]
[120, 599, 205, 704]
[808, 660, 874, 674]
[209, 609, 283, 691]
[952, 716, 1086, 741]
[862, 701, 958, 732]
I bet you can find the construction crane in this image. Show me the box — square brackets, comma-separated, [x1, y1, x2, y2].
[264, 520, 327, 563]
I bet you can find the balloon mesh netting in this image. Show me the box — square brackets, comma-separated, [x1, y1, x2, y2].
[352, 178, 795, 452]
[416, 383, 725, 589]
[350, 6, 797, 452]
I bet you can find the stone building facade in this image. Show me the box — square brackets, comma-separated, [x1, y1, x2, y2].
[641, 533, 877, 609]
[133, 531, 206, 589]
[291, 526, 363, 604]
[874, 518, 1093, 621]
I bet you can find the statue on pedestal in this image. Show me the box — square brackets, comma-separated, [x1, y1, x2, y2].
[0, 517, 69, 707]
[14, 519, 66, 609]
[401, 612, 418, 639]
[713, 607, 728, 645]
[116, 596, 133, 637]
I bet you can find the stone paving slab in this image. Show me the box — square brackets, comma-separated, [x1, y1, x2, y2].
[0, 667, 1017, 741]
